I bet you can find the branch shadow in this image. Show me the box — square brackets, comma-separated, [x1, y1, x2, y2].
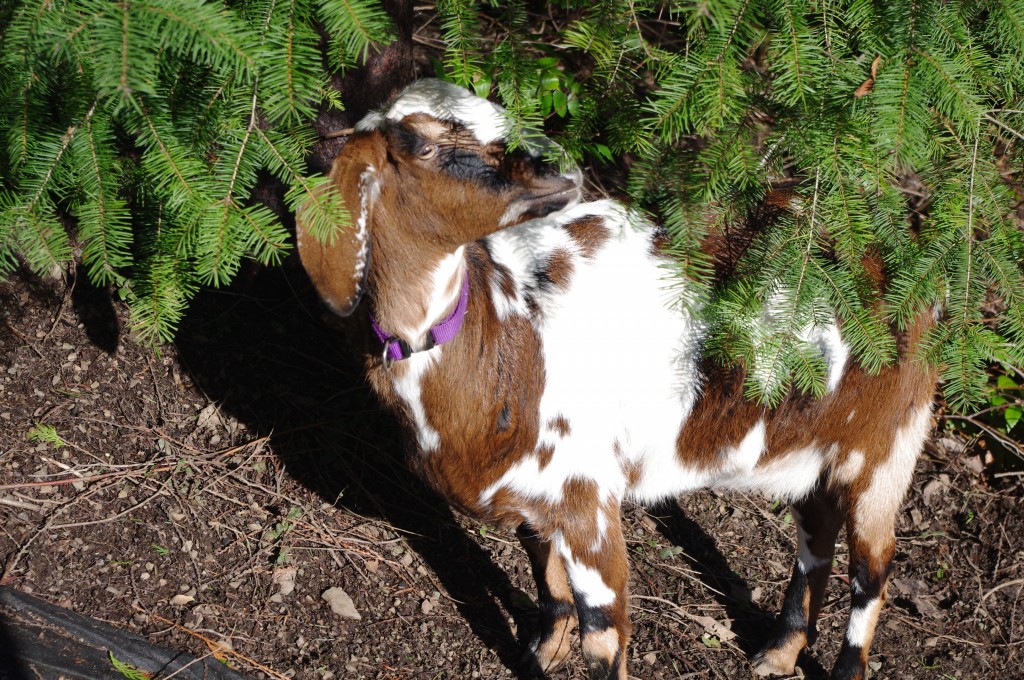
[174, 263, 536, 677]
[650, 501, 830, 679]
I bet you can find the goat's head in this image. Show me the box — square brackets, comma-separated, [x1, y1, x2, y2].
[297, 79, 583, 317]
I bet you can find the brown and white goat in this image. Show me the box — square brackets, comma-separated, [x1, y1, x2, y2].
[297, 79, 936, 680]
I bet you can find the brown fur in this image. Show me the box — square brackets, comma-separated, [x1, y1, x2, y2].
[564, 216, 611, 258]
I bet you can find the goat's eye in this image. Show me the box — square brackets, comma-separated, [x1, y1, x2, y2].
[417, 144, 438, 160]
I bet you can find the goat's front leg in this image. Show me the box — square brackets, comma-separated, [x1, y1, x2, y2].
[552, 507, 631, 680]
[516, 523, 577, 675]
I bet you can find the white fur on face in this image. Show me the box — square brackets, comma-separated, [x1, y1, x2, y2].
[356, 79, 511, 145]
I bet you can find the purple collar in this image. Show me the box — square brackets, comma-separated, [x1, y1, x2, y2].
[370, 274, 470, 364]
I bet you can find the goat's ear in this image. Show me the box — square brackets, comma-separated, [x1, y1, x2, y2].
[296, 133, 384, 317]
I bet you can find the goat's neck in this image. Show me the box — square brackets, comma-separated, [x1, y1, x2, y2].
[370, 242, 467, 350]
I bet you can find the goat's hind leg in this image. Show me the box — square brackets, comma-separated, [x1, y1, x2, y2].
[752, 489, 842, 677]
[516, 524, 577, 675]
[831, 405, 931, 680]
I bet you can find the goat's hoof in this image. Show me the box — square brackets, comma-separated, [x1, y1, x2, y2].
[518, 629, 574, 677]
[751, 648, 797, 677]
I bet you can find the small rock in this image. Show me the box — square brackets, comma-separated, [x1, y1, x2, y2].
[643, 652, 657, 665]
[922, 479, 944, 506]
[322, 587, 361, 620]
[365, 560, 379, 573]
[964, 455, 985, 474]
[170, 594, 195, 606]
[273, 566, 297, 596]
[196, 403, 223, 432]
[421, 599, 434, 615]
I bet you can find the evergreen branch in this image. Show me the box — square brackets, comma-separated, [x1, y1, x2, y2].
[318, 0, 393, 68]
[984, 112, 1024, 143]
[913, 45, 982, 134]
[137, 1, 257, 74]
[437, 0, 483, 87]
[130, 96, 199, 203]
[27, 123, 80, 213]
[746, 171, 822, 403]
[206, 85, 260, 285]
[120, 0, 130, 96]
[889, 229, 959, 324]
[809, 257, 895, 371]
[237, 205, 290, 264]
[76, 110, 131, 284]
[961, 132, 979, 328]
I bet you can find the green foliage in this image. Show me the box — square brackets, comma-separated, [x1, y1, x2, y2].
[26, 422, 66, 448]
[427, 0, 1024, 410]
[108, 652, 153, 680]
[4, 0, 1024, 411]
[1, 0, 385, 342]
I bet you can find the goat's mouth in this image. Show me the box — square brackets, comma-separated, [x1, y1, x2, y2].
[500, 184, 581, 226]
[502, 169, 583, 224]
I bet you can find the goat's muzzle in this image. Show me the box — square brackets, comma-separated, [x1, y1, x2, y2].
[502, 167, 583, 226]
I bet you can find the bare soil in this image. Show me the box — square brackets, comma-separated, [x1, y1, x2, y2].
[1, 264, 1022, 680]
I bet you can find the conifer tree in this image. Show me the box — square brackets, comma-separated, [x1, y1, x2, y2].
[3, 0, 1023, 412]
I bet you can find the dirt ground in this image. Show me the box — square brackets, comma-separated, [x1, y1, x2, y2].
[1, 262, 1022, 680]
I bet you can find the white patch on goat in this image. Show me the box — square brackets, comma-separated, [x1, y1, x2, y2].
[835, 449, 865, 485]
[745, 289, 850, 395]
[514, 202, 705, 507]
[394, 247, 467, 348]
[350, 168, 377, 291]
[553, 533, 616, 608]
[358, 79, 511, 145]
[853, 405, 932, 554]
[483, 237, 528, 320]
[723, 419, 766, 473]
[846, 597, 882, 647]
[800, 322, 849, 393]
[847, 410, 857, 423]
[721, 445, 828, 503]
[392, 353, 441, 452]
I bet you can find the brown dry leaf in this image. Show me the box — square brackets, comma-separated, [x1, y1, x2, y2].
[686, 612, 736, 643]
[206, 637, 233, 663]
[854, 55, 883, 98]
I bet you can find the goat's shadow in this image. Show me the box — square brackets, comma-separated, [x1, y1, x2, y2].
[651, 503, 830, 678]
[63, 258, 833, 678]
[173, 263, 540, 676]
